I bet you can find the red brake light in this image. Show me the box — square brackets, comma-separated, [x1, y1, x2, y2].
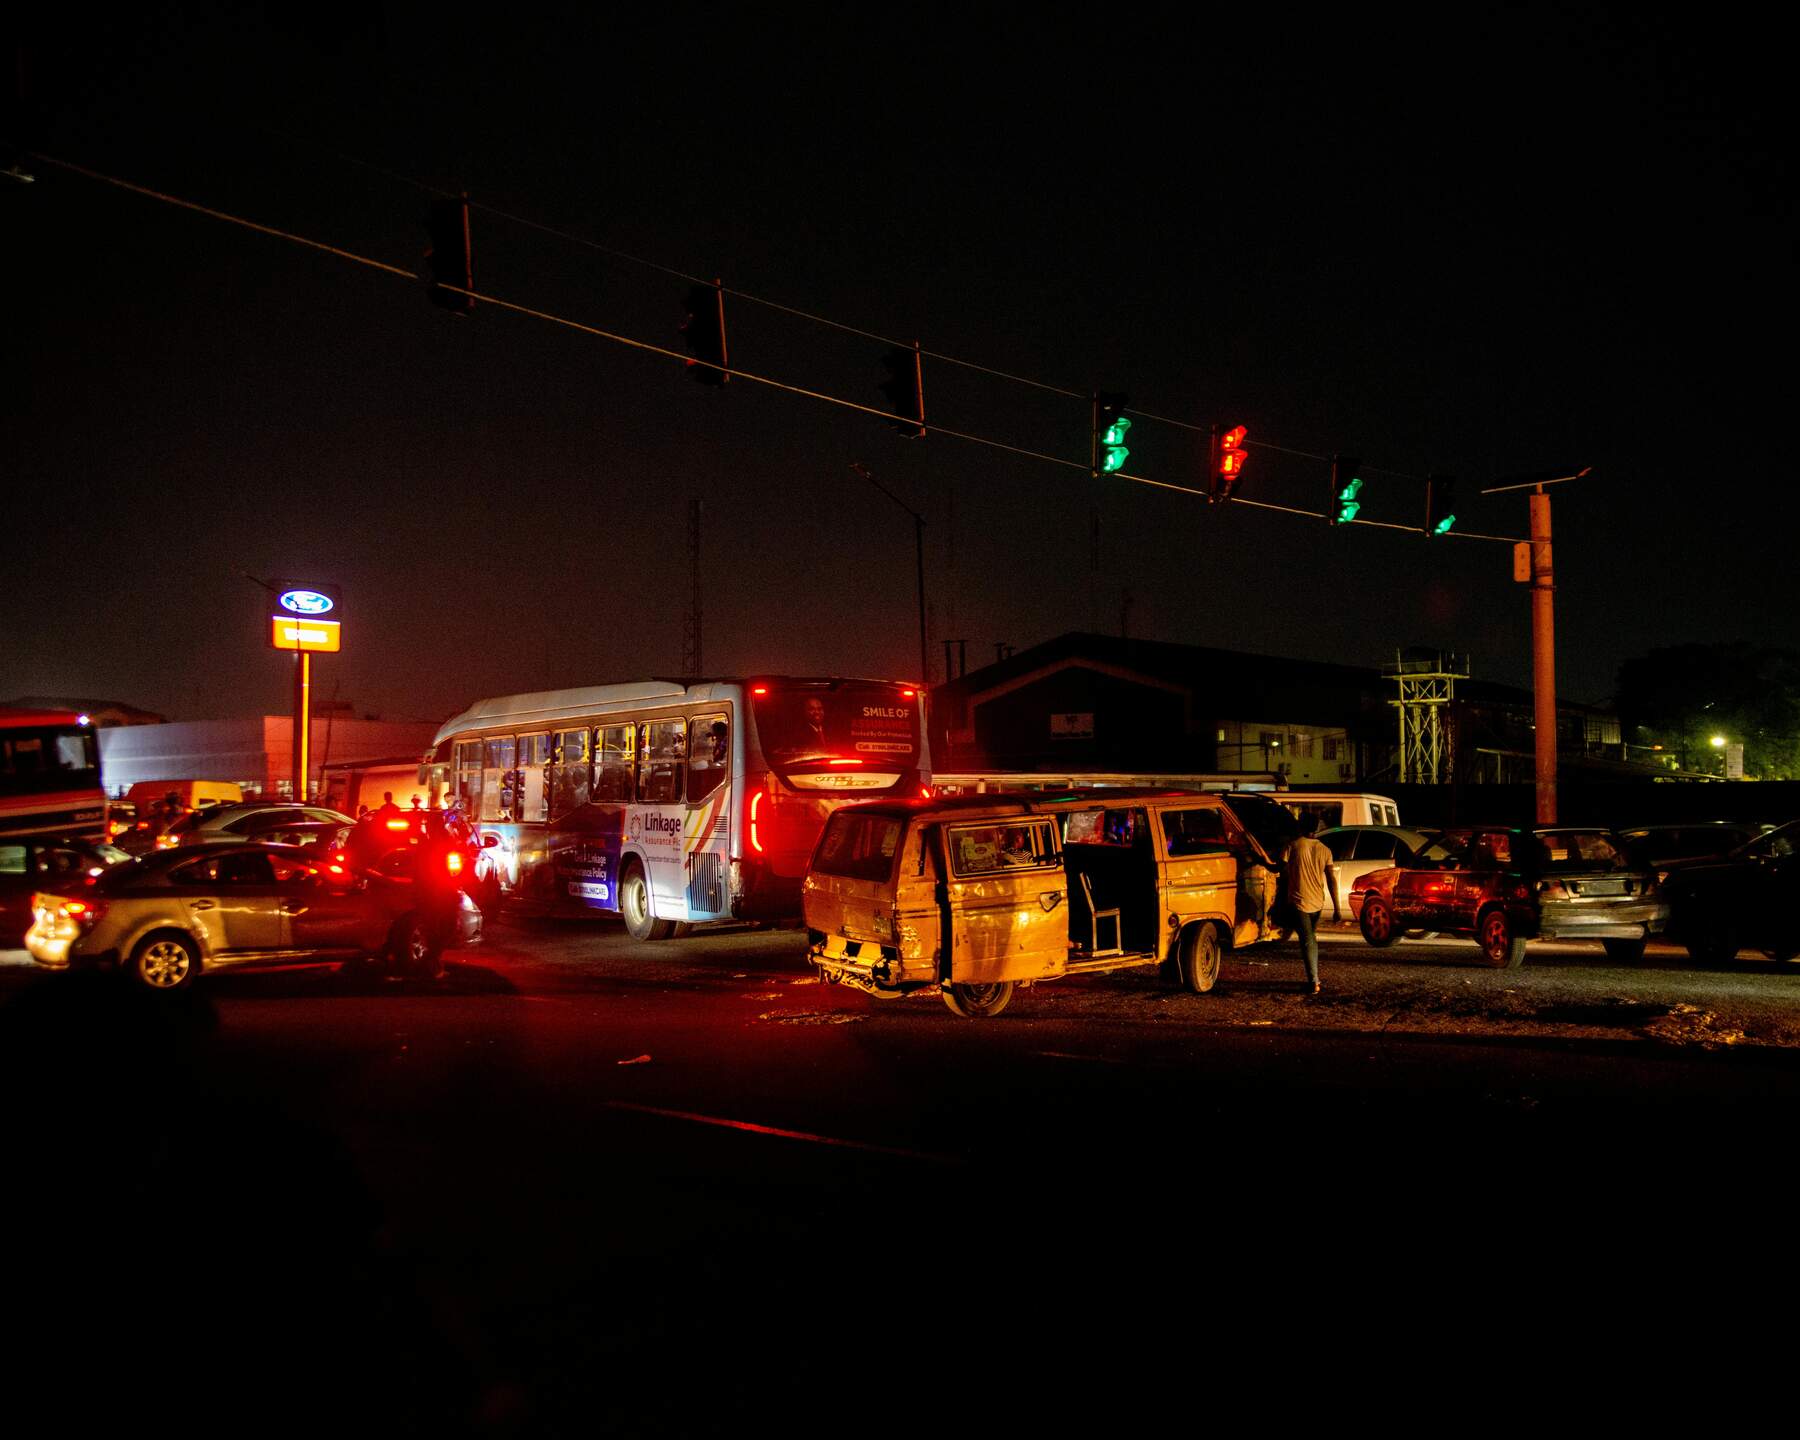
[385, 819, 410, 831]
[826, 758, 863, 766]
[920, 786, 933, 799]
[749, 790, 764, 854]
[901, 689, 915, 698]
[752, 685, 768, 695]
[60, 899, 106, 928]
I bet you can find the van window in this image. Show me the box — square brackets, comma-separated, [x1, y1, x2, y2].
[1162, 807, 1230, 857]
[813, 811, 904, 882]
[949, 821, 1056, 875]
[1065, 808, 1145, 847]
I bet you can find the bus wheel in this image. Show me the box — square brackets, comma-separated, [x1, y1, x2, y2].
[1179, 922, 1222, 994]
[620, 863, 674, 941]
[942, 981, 1014, 1019]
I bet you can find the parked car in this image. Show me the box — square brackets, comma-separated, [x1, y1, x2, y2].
[161, 802, 354, 848]
[1660, 818, 1800, 965]
[1318, 825, 1437, 920]
[24, 839, 481, 990]
[1351, 825, 1668, 967]
[1, 834, 133, 945]
[1617, 822, 1769, 873]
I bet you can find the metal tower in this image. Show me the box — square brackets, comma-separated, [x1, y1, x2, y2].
[1386, 651, 1469, 783]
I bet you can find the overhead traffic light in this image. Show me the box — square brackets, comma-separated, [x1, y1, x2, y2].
[1209, 424, 1248, 502]
[426, 195, 473, 314]
[680, 282, 728, 386]
[1426, 475, 1457, 535]
[877, 345, 925, 437]
[1330, 455, 1363, 525]
[1094, 392, 1131, 474]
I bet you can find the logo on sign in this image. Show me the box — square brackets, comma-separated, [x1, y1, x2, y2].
[278, 589, 335, 615]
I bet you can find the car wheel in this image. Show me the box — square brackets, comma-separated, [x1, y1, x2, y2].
[1178, 921, 1222, 994]
[1479, 908, 1528, 968]
[941, 981, 1014, 1019]
[620, 862, 673, 942]
[1603, 937, 1648, 964]
[1685, 938, 1731, 967]
[129, 932, 199, 992]
[390, 914, 445, 980]
[1359, 897, 1398, 948]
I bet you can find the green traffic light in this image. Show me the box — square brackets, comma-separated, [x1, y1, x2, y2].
[1433, 514, 1457, 535]
[1336, 475, 1362, 522]
[1100, 415, 1130, 473]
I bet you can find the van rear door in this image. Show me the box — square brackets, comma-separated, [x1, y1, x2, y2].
[939, 817, 1067, 985]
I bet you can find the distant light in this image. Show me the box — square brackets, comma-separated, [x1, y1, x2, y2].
[1711, 735, 1727, 748]
[77, 713, 91, 726]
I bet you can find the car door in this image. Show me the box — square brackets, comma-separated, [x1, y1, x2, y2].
[277, 852, 387, 956]
[167, 850, 288, 956]
[1393, 836, 1462, 928]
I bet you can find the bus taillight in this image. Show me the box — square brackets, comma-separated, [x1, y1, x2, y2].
[749, 790, 764, 853]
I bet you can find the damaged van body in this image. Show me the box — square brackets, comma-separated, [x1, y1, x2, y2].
[803, 789, 1296, 1018]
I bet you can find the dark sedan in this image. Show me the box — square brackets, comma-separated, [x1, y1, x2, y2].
[1352, 826, 1668, 967]
[1661, 818, 1800, 965]
[1, 835, 133, 945]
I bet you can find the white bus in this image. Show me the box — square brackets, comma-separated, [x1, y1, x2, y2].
[424, 676, 929, 938]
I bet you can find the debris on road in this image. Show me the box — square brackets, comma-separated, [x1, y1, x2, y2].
[617, 1054, 653, 1066]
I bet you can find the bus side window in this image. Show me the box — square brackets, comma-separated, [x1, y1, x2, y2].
[640, 719, 686, 804]
[550, 729, 591, 819]
[482, 736, 517, 822]
[517, 733, 551, 822]
[594, 725, 633, 802]
[455, 742, 483, 818]
[688, 713, 728, 804]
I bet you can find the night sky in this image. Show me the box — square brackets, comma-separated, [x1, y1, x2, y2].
[7, 7, 1793, 725]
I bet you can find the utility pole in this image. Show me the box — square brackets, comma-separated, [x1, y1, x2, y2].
[1529, 489, 1556, 825]
[1487, 466, 1589, 826]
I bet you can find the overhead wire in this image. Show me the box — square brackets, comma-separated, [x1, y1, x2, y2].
[28, 149, 1523, 542]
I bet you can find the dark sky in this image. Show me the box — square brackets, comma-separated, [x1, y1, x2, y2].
[6, 5, 1793, 723]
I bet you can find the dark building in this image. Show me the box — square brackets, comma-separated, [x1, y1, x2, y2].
[929, 633, 1652, 786]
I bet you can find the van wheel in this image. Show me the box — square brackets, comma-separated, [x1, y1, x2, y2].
[1178, 922, 1222, 994]
[942, 982, 1014, 1019]
[620, 863, 673, 941]
[129, 932, 198, 992]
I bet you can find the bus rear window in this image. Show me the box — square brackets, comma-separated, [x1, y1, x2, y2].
[754, 687, 919, 767]
[812, 811, 905, 882]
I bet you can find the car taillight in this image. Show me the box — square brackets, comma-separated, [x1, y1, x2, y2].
[155, 834, 178, 849]
[1512, 882, 1532, 901]
[385, 819, 410, 831]
[60, 899, 106, 928]
[446, 851, 465, 875]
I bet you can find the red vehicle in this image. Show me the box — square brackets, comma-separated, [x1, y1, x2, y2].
[0, 708, 106, 842]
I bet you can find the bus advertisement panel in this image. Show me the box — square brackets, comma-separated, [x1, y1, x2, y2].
[1, 709, 106, 841]
[424, 676, 927, 938]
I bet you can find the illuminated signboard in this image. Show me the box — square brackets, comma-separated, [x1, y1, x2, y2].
[270, 617, 341, 652]
[266, 580, 343, 652]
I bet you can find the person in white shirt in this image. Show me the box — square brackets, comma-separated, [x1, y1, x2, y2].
[1283, 813, 1341, 995]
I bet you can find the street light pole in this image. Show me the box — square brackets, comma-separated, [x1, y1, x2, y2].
[849, 463, 930, 684]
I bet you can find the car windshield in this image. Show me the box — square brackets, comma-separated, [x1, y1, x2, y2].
[1737, 820, 1800, 861]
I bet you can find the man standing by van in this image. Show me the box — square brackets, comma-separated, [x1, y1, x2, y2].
[1284, 813, 1340, 995]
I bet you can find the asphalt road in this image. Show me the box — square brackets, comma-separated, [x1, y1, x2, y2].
[5, 920, 1797, 1433]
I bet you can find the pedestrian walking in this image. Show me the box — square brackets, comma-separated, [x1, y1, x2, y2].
[1283, 813, 1341, 995]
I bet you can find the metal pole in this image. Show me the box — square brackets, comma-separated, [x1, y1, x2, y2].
[1530, 489, 1557, 825]
[292, 649, 313, 801]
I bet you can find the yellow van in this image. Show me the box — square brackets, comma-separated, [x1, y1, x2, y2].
[123, 780, 244, 814]
[804, 789, 1296, 1018]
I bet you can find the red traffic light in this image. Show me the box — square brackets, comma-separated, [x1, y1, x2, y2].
[1210, 424, 1249, 502]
